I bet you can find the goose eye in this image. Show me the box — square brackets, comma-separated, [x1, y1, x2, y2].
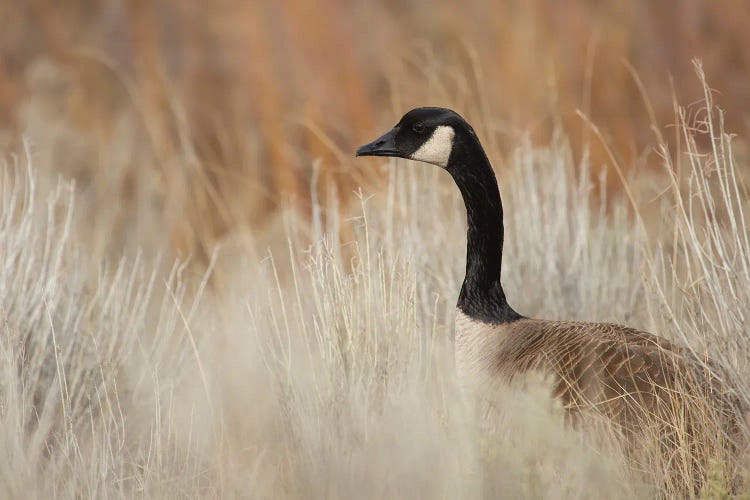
[412, 122, 425, 133]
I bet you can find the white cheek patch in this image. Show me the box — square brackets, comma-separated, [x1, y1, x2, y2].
[410, 125, 455, 167]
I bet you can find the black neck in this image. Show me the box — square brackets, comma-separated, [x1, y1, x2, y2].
[446, 132, 521, 323]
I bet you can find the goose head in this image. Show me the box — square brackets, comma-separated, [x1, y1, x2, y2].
[356, 107, 470, 168]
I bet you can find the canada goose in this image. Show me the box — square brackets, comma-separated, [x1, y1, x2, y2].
[356, 107, 747, 470]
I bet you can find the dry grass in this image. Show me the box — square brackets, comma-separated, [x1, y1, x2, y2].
[0, 64, 749, 497]
[2, 2, 750, 496]
[3, 1, 750, 259]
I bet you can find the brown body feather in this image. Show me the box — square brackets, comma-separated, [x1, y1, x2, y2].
[456, 309, 748, 489]
[456, 311, 742, 428]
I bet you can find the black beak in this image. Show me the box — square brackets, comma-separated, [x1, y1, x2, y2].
[355, 127, 401, 158]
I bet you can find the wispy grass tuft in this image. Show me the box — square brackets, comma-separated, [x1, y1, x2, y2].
[1, 74, 749, 497]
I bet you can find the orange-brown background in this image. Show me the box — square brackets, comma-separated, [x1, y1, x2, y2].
[2, 0, 749, 257]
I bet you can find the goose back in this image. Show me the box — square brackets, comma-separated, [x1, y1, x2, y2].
[455, 311, 746, 442]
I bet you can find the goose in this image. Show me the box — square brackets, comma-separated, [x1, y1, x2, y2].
[356, 107, 747, 469]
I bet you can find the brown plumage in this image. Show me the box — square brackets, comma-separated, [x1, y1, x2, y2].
[456, 311, 749, 492]
[455, 312, 742, 429]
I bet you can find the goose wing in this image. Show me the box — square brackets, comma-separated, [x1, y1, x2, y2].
[507, 320, 737, 422]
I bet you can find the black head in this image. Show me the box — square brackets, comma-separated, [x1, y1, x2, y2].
[356, 107, 470, 168]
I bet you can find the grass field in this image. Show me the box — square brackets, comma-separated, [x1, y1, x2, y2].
[1, 63, 749, 497]
[4, 1, 750, 262]
[3, 2, 750, 497]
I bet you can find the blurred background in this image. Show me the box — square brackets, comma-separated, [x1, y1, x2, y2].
[2, 0, 750, 262]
